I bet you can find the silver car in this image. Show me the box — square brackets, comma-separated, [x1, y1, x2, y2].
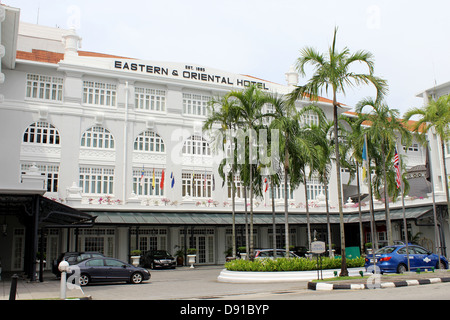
[254, 249, 300, 259]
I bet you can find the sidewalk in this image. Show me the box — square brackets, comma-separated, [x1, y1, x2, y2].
[0, 272, 90, 300]
[308, 269, 450, 290]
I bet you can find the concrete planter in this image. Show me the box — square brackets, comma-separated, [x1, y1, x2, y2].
[217, 267, 367, 283]
[187, 254, 196, 268]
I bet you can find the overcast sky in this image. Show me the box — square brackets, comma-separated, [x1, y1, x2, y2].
[4, 0, 450, 116]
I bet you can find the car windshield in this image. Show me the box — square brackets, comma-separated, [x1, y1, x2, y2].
[153, 250, 171, 258]
[375, 247, 396, 255]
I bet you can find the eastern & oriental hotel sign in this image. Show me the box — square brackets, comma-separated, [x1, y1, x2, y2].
[114, 60, 270, 90]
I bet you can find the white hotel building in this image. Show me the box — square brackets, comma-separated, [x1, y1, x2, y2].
[0, 5, 448, 278]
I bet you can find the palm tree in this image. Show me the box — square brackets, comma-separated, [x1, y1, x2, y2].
[356, 97, 412, 246]
[339, 115, 367, 253]
[268, 94, 300, 256]
[288, 27, 388, 276]
[259, 95, 283, 256]
[297, 105, 327, 250]
[310, 116, 335, 256]
[268, 95, 318, 256]
[203, 95, 240, 258]
[403, 94, 450, 214]
[226, 85, 272, 258]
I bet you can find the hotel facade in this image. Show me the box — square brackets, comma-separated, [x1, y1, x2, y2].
[0, 5, 449, 276]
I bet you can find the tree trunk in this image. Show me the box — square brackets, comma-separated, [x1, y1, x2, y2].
[249, 129, 254, 260]
[333, 92, 348, 276]
[440, 137, 450, 217]
[271, 178, 277, 257]
[284, 149, 290, 257]
[244, 187, 249, 258]
[324, 179, 332, 257]
[231, 169, 236, 258]
[356, 162, 364, 254]
[303, 172, 311, 250]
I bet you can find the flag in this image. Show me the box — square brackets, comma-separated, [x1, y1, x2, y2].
[264, 178, 268, 192]
[394, 148, 401, 189]
[362, 139, 368, 183]
[140, 166, 145, 187]
[152, 168, 155, 189]
[160, 169, 165, 189]
[170, 172, 175, 188]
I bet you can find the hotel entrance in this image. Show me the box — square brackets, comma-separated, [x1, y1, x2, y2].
[180, 228, 215, 264]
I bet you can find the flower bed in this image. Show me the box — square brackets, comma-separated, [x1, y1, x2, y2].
[224, 257, 365, 272]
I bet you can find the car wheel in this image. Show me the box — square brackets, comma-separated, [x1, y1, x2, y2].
[437, 260, 446, 270]
[79, 273, 90, 286]
[130, 272, 143, 284]
[397, 263, 407, 274]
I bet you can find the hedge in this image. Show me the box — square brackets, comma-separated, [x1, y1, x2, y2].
[224, 256, 365, 272]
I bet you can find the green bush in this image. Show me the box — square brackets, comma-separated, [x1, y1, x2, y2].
[224, 256, 365, 272]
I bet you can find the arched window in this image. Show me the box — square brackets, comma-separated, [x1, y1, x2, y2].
[182, 135, 210, 156]
[81, 126, 115, 149]
[134, 131, 165, 152]
[23, 121, 60, 145]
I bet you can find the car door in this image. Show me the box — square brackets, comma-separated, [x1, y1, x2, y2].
[105, 258, 131, 281]
[414, 246, 435, 269]
[397, 246, 414, 270]
[84, 258, 108, 281]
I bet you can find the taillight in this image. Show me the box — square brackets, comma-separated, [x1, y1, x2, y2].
[379, 257, 391, 262]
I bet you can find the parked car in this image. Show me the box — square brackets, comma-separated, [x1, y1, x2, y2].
[52, 251, 104, 277]
[292, 246, 308, 257]
[69, 257, 150, 285]
[140, 250, 176, 269]
[365, 244, 448, 274]
[254, 249, 300, 259]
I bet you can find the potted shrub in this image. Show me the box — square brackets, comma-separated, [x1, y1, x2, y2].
[224, 247, 235, 262]
[174, 246, 185, 266]
[130, 249, 141, 267]
[187, 248, 197, 268]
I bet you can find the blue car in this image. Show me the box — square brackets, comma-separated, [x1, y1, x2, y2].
[69, 257, 151, 285]
[365, 244, 448, 274]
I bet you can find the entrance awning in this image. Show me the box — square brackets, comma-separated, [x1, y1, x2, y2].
[91, 205, 434, 226]
[0, 193, 96, 282]
[0, 194, 96, 227]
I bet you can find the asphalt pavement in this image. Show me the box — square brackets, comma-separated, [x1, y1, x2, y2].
[1, 265, 450, 300]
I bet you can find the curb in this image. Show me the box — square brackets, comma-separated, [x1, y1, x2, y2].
[217, 267, 367, 283]
[308, 276, 450, 290]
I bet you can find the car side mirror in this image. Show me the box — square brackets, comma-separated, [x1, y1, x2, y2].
[122, 264, 127, 268]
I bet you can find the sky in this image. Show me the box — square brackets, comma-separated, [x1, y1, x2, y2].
[4, 0, 450, 116]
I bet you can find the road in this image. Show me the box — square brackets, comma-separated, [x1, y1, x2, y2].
[77, 266, 450, 300]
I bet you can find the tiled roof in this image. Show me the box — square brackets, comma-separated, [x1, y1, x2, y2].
[16, 49, 134, 64]
[343, 111, 425, 133]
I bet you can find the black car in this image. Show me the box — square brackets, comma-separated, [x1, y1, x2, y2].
[52, 251, 104, 277]
[292, 246, 308, 257]
[140, 250, 176, 269]
[70, 257, 150, 286]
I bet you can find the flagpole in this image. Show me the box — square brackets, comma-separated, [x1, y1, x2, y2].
[396, 144, 410, 272]
[426, 140, 442, 263]
[364, 134, 377, 273]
